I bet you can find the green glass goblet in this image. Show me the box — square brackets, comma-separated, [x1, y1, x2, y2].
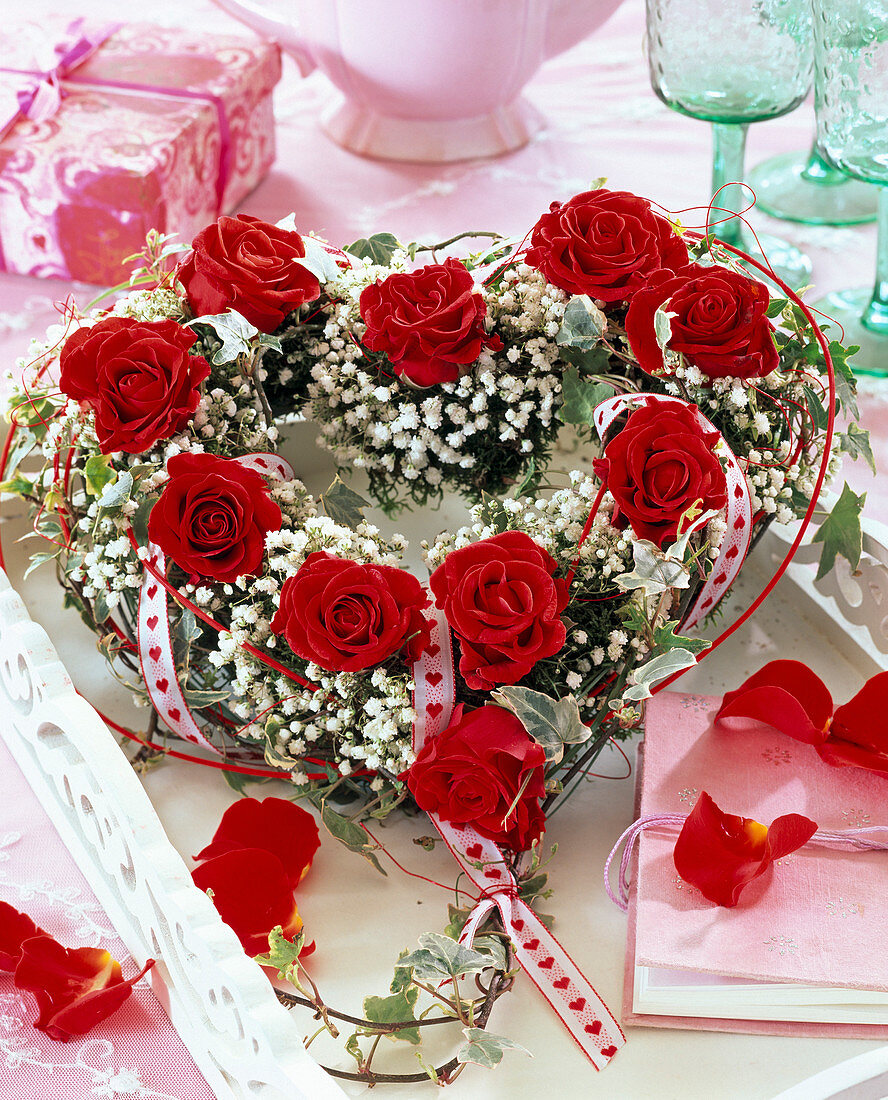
[812, 1, 888, 376]
[646, 0, 814, 288]
[747, 137, 879, 226]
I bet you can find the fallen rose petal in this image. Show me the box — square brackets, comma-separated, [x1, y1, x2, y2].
[194, 797, 321, 890]
[192, 847, 306, 957]
[0, 901, 45, 972]
[673, 791, 816, 908]
[716, 659, 833, 746]
[825, 670, 888, 777]
[14, 935, 154, 1042]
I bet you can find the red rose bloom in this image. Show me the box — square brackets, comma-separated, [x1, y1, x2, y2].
[429, 531, 568, 691]
[594, 401, 728, 549]
[148, 452, 282, 582]
[271, 552, 431, 672]
[59, 317, 210, 455]
[625, 263, 779, 379]
[178, 214, 321, 331]
[525, 188, 690, 303]
[406, 704, 546, 852]
[359, 256, 500, 387]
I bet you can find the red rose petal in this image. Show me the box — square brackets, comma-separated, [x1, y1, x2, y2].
[194, 797, 320, 889]
[716, 660, 833, 745]
[192, 848, 304, 957]
[0, 901, 45, 972]
[767, 813, 818, 861]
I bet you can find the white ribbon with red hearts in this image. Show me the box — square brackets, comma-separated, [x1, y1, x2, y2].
[592, 393, 752, 631]
[137, 452, 295, 753]
[413, 614, 626, 1070]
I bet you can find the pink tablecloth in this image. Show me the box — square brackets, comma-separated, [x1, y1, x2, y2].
[0, 734, 216, 1099]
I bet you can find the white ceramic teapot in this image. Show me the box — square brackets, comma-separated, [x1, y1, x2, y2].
[210, 0, 624, 161]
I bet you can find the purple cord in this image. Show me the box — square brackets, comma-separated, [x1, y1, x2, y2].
[603, 817, 888, 913]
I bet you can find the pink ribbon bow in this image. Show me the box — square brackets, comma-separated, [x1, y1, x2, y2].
[0, 20, 120, 140]
[413, 615, 626, 1070]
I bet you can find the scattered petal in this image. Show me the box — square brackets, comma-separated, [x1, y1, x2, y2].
[673, 791, 816, 907]
[716, 660, 832, 745]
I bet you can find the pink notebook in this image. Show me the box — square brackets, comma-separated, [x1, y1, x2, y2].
[623, 691, 888, 1039]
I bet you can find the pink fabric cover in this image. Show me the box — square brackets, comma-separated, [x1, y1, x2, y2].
[623, 691, 888, 1038]
[0, 734, 215, 1099]
[0, 23, 280, 284]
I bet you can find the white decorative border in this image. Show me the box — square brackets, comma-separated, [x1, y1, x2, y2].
[763, 498, 888, 675]
[0, 568, 346, 1100]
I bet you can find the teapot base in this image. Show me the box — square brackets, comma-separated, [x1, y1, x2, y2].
[320, 96, 545, 163]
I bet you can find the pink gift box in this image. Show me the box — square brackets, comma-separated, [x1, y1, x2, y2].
[0, 22, 281, 285]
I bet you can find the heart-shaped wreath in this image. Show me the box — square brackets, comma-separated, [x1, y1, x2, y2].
[1, 187, 865, 1084]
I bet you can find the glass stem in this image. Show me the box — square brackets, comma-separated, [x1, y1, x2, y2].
[710, 122, 748, 249]
[862, 186, 888, 335]
[800, 140, 846, 186]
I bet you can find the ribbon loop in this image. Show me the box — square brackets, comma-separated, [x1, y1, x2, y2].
[413, 621, 626, 1069]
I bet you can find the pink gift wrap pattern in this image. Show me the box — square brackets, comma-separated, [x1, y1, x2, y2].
[623, 691, 888, 1039]
[0, 23, 281, 284]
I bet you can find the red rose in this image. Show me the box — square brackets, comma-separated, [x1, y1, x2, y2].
[359, 256, 500, 387]
[429, 531, 568, 691]
[271, 552, 431, 672]
[526, 188, 690, 303]
[178, 214, 321, 331]
[406, 704, 546, 852]
[148, 452, 282, 582]
[59, 317, 210, 455]
[625, 263, 780, 379]
[594, 401, 728, 549]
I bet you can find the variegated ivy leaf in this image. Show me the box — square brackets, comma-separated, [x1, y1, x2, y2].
[556, 294, 607, 350]
[295, 233, 343, 284]
[321, 477, 370, 530]
[623, 647, 699, 702]
[615, 539, 691, 595]
[399, 932, 492, 983]
[190, 310, 282, 365]
[653, 303, 675, 352]
[96, 470, 133, 511]
[491, 685, 590, 764]
[456, 1028, 531, 1069]
[253, 925, 306, 988]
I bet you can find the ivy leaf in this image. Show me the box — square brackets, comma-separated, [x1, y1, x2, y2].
[822, 340, 860, 421]
[456, 1028, 531, 1069]
[221, 769, 256, 796]
[316, 801, 386, 875]
[362, 988, 421, 1044]
[390, 950, 414, 994]
[556, 295, 607, 350]
[182, 687, 232, 708]
[253, 925, 306, 986]
[0, 473, 35, 496]
[345, 232, 401, 266]
[190, 310, 259, 365]
[273, 226, 341, 284]
[344, 1032, 363, 1067]
[766, 297, 788, 318]
[653, 305, 674, 352]
[399, 932, 490, 983]
[513, 456, 537, 499]
[813, 482, 865, 581]
[652, 620, 711, 656]
[175, 608, 202, 646]
[320, 477, 369, 530]
[837, 424, 876, 475]
[83, 454, 116, 497]
[623, 647, 699, 702]
[472, 936, 508, 972]
[130, 496, 155, 546]
[615, 539, 691, 595]
[491, 685, 590, 764]
[444, 905, 472, 940]
[96, 470, 133, 511]
[558, 365, 614, 428]
[92, 589, 112, 625]
[558, 344, 613, 375]
[23, 550, 59, 579]
[478, 491, 509, 533]
[1, 428, 36, 479]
